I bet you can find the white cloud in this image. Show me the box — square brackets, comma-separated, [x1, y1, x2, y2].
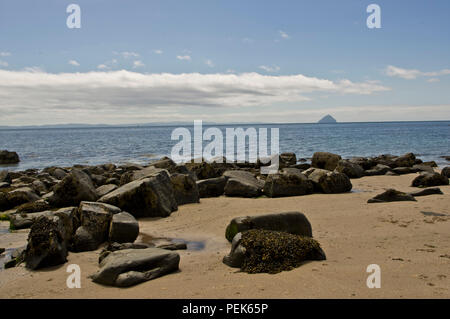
[386, 65, 450, 80]
[68, 60, 80, 67]
[279, 30, 290, 39]
[0, 52, 11, 57]
[177, 55, 191, 61]
[97, 64, 109, 70]
[0, 69, 391, 125]
[114, 51, 140, 59]
[153, 49, 163, 54]
[427, 78, 440, 83]
[132, 60, 145, 68]
[0, 60, 8, 67]
[259, 65, 280, 73]
[205, 59, 214, 67]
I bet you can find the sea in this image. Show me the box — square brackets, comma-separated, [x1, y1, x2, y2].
[0, 121, 449, 171]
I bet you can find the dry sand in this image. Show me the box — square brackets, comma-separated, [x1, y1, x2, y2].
[0, 173, 449, 298]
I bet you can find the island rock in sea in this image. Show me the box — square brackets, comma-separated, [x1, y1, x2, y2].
[318, 115, 337, 124]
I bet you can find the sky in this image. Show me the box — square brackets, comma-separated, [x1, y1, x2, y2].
[0, 0, 449, 125]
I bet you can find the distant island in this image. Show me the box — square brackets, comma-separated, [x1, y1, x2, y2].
[318, 115, 337, 124]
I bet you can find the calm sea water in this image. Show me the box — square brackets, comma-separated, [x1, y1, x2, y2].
[0, 121, 449, 171]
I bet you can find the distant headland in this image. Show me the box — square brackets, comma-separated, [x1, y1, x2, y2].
[318, 115, 337, 124]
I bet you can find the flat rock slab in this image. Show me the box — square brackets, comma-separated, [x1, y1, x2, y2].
[409, 187, 443, 197]
[91, 248, 180, 287]
[368, 189, 416, 203]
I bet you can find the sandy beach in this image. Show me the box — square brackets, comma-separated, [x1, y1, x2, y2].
[1, 173, 449, 299]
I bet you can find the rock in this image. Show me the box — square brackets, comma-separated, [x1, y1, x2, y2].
[150, 157, 176, 170]
[0, 171, 12, 184]
[290, 163, 311, 170]
[96, 184, 118, 197]
[392, 167, 417, 175]
[224, 229, 326, 273]
[105, 177, 120, 186]
[72, 202, 119, 251]
[99, 170, 178, 218]
[305, 168, 352, 193]
[349, 157, 376, 170]
[119, 166, 164, 185]
[367, 189, 416, 203]
[25, 215, 69, 270]
[225, 211, 313, 242]
[15, 200, 51, 215]
[91, 248, 180, 287]
[365, 164, 391, 176]
[196, 176, 227, 197]
[372, 154, 398, 168]
[31, 180, 48, 195]
[385, 171, 399, 176]
[440, 155, 450, 162]
[185, 162, 220, 180]
[170, 173, 199, 205]
[0, 150, 20, 164]
[263, 169, 313, 197]
[318, 114, 337, 124]
[0, 187, 40, 211]
[412, 164, 434, 173]
[279, 152, 297, 167]
[109, 212, 139, 244]
[422, 161, 438, 167]
[311, 152, 342, 171]
[412, 172, 449, 188]
[0, 248, 4, 254]
[408, 188, 443, 197]
[0, 182, 9, 189]
[441, 167, 450, 178]
[393, 153, 416, 168]
[223, 171, 263, 198]
[4, 246, 26, 268]
[49, 169, 98, 207]
[334, 160, 365, 178]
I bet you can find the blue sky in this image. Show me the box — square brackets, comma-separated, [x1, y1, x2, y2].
[0, 0, 449, 125]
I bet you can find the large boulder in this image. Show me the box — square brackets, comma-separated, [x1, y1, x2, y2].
[196, 176, 227, 198]
[0, 171, 12, 184]
[170, 173, 199, 205]
[223, 229, 326, 273]
[91, 248, 180, 287]
[109, 212, 139, 244]
[349, 157, 376, 170]
[411, 172, 449, 188]
[305, 168, 352, 193]
[367, 189, 416, 203]
[99, 170, 178, 218]
[393, 153, 416, 168]
[365, 164, 391, 176]
[0, 150, 20, 164]
[223, 170, 263, 198]
[279, 152, 297, 167]
[263, 169, 314, 197]
[185, 162, 220, 180]
[119, 166, 164, 186]
[0, 187, 40, 211]
[225, 211, 313, 242]
[311, 152, 341, 171]
[25, 215, 69, 270]
[334, 160, 365, 178]
[441, 167, 450, 178]
[49, 169, 98, 207]
[72, 202, 120, 251]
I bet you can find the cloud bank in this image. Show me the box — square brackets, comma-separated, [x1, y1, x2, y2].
[0, 69, 389, 125]
[386, 65, 450, 80]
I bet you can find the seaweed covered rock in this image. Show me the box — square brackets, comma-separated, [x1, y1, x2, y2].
[0, 171, 12, 184]
[441, 167, 450, 178]
[393, 153, 416, 168]
[367, 189, 416, 203]
[170, 173, 199, 205]
[49, 169, 98, 207]
[225, 211, 312, 242]
[0, 187, 40, 211]
[99, 170, 178, 218]
[263, 169, 313, 197]
[279, 152, 297, 167]
[305, 168, 352, 193]
[91, 248, 180, 287]
[408, 187, 443, 197]
[185, 162, 220, 180]
[25, 215, 69, 270]
[224, 229, 326, 274]
[196, 176, 227, 198]
[411, 172, 449, 188]
[311, 152, 341, 171]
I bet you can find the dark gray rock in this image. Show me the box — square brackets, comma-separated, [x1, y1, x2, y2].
[393, 153, 416, 168]
[412, 164, 434, 173]
[223, 171, 263, 198]
[91, 248, 180, 287]
[305, 168, 352, 193]
[334, 160, 365, 178]
[0, 171, 12, 184]
[263, 169, 313, 197]
[0, 187, 40, 211]
[96, 184, 118, 197]
[109, 212, 139, 244]
[223, 232, 246, 268]
[441, 167, 450, 178]
[412, 172, 449, 188]
[196, 176, 227, 197]
[349, 157, 376, 170]
[170, 173, 199, 205]
[409, 187, 443, 197]
[225, 211, 312, 242]
[49, 169, 98, 207]
[311, 152, 342, 171]
[0, 150, 20, 164]
[368, 189, 416, 203]
[365, 164, 391, 176]
[279, 152, 297, 167]
[99, 170, 178, 218]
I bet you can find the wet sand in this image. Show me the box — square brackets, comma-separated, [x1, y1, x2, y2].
[0, 173, 449, 298]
